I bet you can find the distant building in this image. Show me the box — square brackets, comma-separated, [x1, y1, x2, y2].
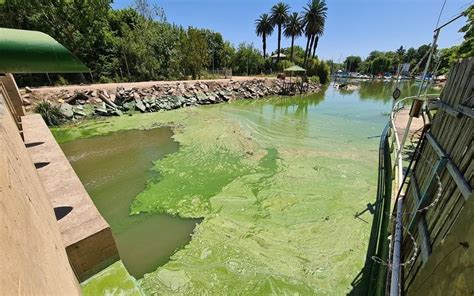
[270, 52, 287, 63]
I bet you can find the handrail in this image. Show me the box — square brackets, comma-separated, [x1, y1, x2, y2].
[388, 93, 438, 295]
[359, 122, 392, 296]
[390, 93, 439, 188]
[359, 93, 440, 295]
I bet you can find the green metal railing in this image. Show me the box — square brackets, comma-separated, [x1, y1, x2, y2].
[357, 122, 392, 296]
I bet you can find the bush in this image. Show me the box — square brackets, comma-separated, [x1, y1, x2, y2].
[55, 76, 69, 86]
[98, 76, 115, 84]
[309, 76, 320, 83]
[276, 60, 293, 72]
[307, 58, 330, 84]
[316, 62, 330, 84]
[35, 101, 64, 126]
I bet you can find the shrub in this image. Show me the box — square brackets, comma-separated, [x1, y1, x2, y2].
[309, 76, 320, 84]
[307, 58, 330, 84]
[316, 62, 330, 84]
[276, 60, 293, 72]
[98, 76, 114, 84]
[55, 76, 69, 86]
[35, 100, 64, 126]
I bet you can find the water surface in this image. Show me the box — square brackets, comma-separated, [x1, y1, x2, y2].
[61, 128, 201, 279]
[57, 81, 428, 294]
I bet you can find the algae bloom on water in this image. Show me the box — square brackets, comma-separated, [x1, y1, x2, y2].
[56, 82, 402, 294]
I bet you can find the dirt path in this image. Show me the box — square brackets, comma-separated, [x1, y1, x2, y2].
[29, 76, 275, 94]
[394, 108, 425, 142]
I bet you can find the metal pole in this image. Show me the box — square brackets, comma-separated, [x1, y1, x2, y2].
[390, 196, 404, 296]
[394, 30, 439, 169]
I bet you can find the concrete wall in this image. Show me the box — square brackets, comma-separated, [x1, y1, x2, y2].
[22, 114, 119, 282]
[0, 95, 80, 295]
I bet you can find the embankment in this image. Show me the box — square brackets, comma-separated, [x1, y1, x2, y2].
[22, 78, 321, 121]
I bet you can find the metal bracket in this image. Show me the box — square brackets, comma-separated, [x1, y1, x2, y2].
[410, 173, 432, 263]
[408, 157, 447, 233]
[426, 132, 473, 200]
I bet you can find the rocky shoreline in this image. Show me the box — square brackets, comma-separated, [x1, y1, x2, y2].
[24, 79, 321, 122]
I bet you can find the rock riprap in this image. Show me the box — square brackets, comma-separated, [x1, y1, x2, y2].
[28, 79, 321, 121]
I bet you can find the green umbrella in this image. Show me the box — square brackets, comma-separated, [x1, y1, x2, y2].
[0, 28, 88, 73]
[284, 65, 306, 72]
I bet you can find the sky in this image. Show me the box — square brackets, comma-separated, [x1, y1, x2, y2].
[112, 0, 472, 61]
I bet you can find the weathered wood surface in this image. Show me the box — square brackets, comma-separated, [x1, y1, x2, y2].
[402, 58, 473, 296]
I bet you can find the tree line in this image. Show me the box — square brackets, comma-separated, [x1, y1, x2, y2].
[0, 0, 273, 86]
[255, 0, 326, 64]
[337, 5, 473, 77]
[254, 0, 330, 83]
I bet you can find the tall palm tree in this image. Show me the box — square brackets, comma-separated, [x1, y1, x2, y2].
[284, 12, 304, 62]
[270, 2, 290, 63]
[255, 13, 274, 59]
[311, 22, 324, 58]
[302, 0, 327, 65]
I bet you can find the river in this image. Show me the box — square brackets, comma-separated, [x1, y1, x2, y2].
[56, 81, 429, 295]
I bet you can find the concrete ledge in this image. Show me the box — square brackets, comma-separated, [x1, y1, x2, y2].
[1, 93, 80, 295]
[21, 114, 119, 281]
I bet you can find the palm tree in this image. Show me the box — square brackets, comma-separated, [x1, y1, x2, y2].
[284, 12, 304, 62]
[255, 13, 274, 59]
[311, 22, 324, 58]
[302, 0, 327, 65]
[270, 2, 290, 63]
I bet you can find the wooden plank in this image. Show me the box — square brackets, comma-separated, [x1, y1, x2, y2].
[0, 74, 25, 117]
[435, 100, 462, 118]
[408, 158, 447, 232]
[456, 104, 474, 118]
[426, 132, 473, 200]
[403, 58, 473, 296]
[410, 174, 432, 263]
[0, 83, 22, 131]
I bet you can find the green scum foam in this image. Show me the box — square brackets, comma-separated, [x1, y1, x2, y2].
[57, 84, 395, 295]
[81, 261, 143, 295]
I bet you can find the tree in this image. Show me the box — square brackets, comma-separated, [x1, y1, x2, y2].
[404, 47, 417, 64]
[233, 43, 264, 75]
[302, 0, 327, 65]
[307, 58, 330, 84]
[371, 56, 392, 74]
[310, 22, 324, 59]
[284, 12, 304, 62]
[201, 29, 225, 70]
[280, 46, 305, 65]
[0, 0, 112, 79]
[436, 46, 459, 74]
[255, 13, 274, 59]
[219, 41, 236, 69]
[458, 4, 473, 58]
[395, 45, 406, 65]
[182, 27, 209, 79]
[270, 2, 290, 63]
[344, 56, 362, 72]
[415, 44, 431, 71]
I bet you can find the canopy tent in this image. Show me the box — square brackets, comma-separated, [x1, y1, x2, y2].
[281, 65, 307, 95]
[0, 28, 88, 73]
[270, 53, 287, 58]
[284, 65, 306, 73]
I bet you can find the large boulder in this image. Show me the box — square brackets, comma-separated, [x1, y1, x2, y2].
[59, 103, 74, 119]
[135, 99, 146, 112]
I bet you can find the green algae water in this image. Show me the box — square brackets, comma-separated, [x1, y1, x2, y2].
[54, 81, 425, 295]
[60, 128, 201, 279]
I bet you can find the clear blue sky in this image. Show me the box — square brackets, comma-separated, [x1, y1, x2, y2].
[112, 0, 471, 61]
